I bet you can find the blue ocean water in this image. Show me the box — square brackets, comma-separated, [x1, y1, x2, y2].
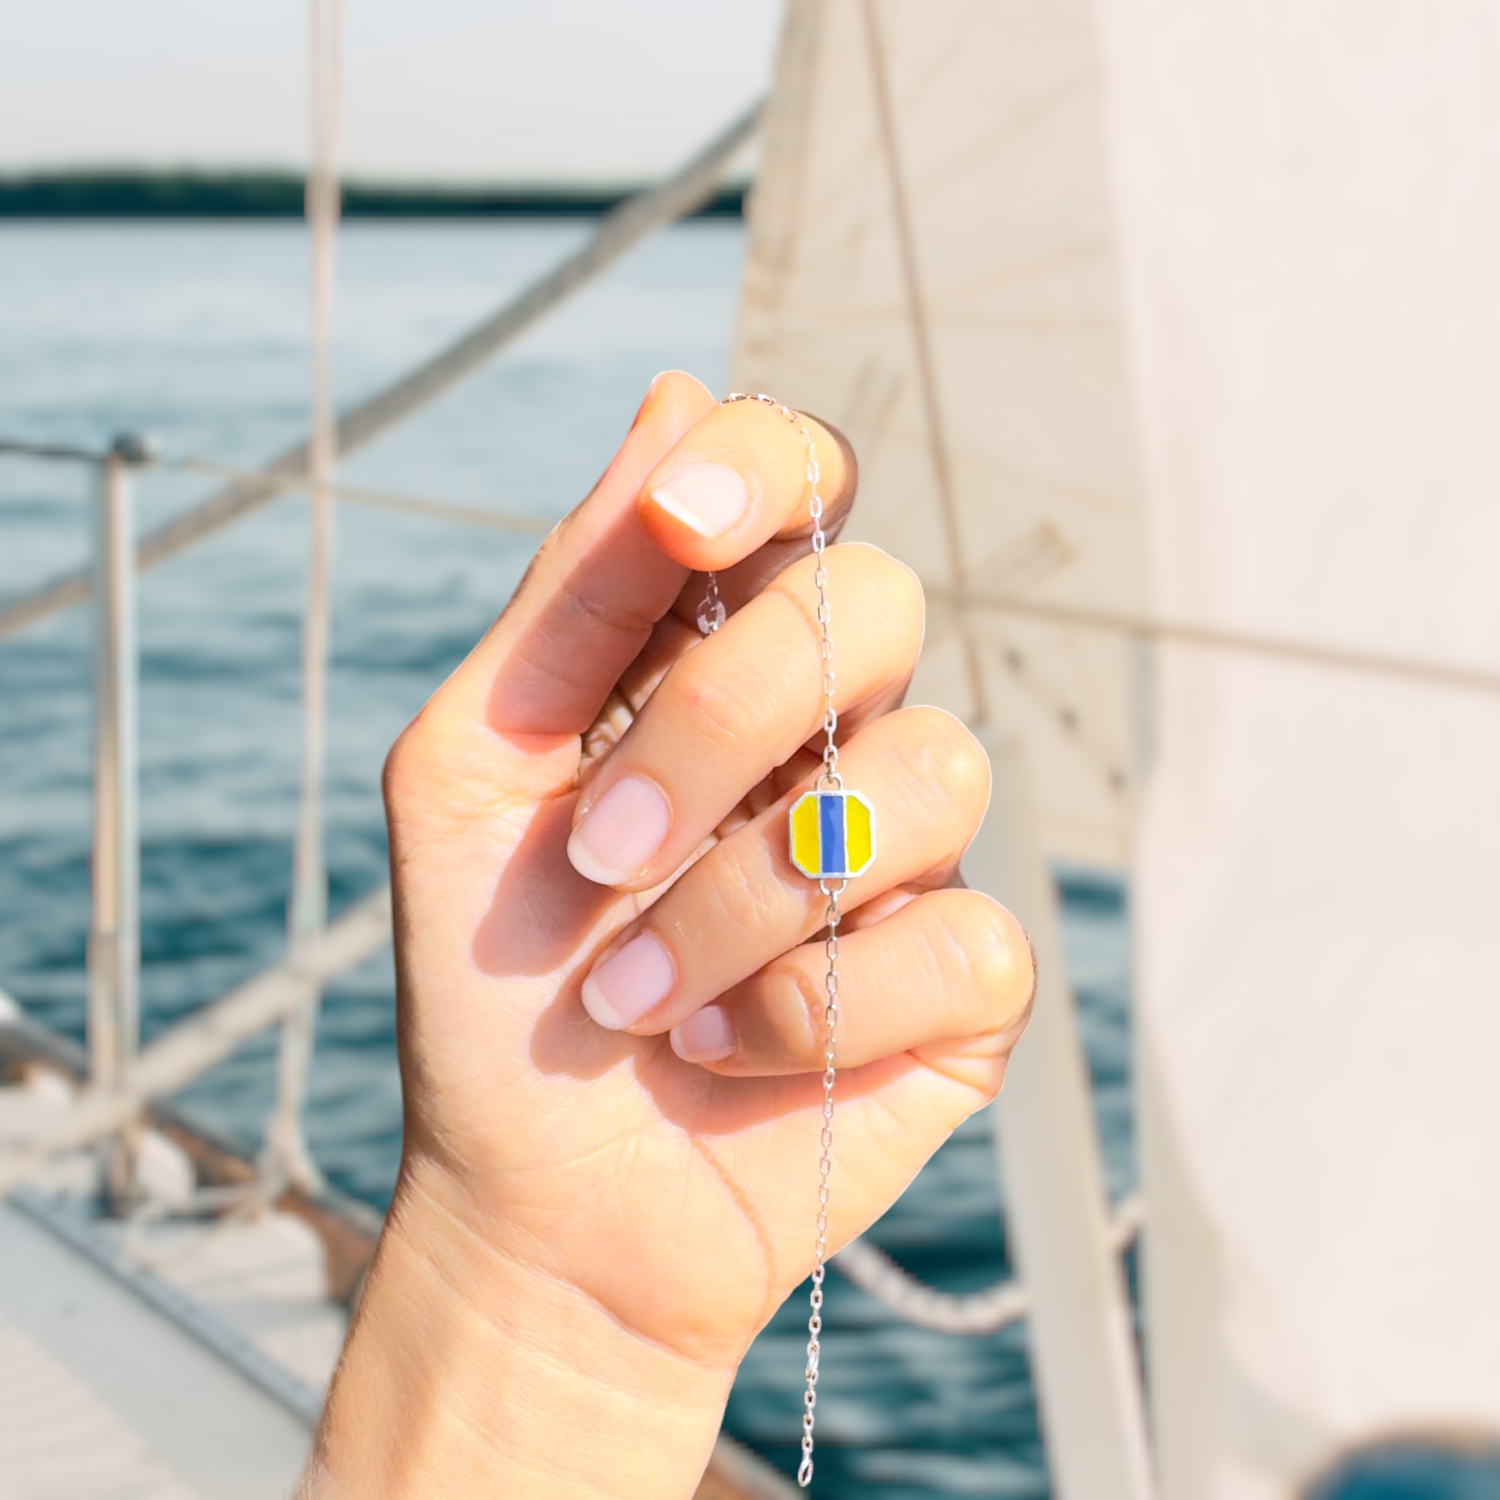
[0, 221, 1135, 1497]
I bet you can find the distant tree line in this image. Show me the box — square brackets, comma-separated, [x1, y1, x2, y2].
[0, 171, 746, 218]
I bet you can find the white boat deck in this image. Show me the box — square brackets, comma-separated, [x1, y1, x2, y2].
[0, 996, 798, 1500]
[0, 1064, 341, 1499]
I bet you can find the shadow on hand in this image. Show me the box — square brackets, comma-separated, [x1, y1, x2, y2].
[482, 498, 683, 740]
[470, 792, 616, 979]
[467, 410, 882, 1132]
[470, 752, 916, 1130]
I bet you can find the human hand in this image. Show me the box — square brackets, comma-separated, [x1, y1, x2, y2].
[309, 373, 1033, 1499]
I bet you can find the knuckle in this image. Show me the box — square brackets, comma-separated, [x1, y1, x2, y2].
[669, 638, 799, 754]
[532, 521, 661, 639]
[764, 957, 827, 1063]
[382, 700, 473, 825]
[891, 706, 993, 829]
[935, 889, 1035, 1036]
[840, 543, 925, 640]
[698, 839, 799, 952]
[382, 716, 427, 811]
[555, 569, 659, 641]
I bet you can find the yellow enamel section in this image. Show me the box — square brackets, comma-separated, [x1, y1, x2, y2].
[791, 794, 821, 876]
[845, 794, 873, 874]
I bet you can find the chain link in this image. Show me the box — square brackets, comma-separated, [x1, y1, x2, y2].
[719, 392, 843, 1489]
[696, 568, 725, 635]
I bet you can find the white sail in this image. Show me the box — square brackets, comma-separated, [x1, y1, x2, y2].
[740, 2, 1500, 1495]
[732, 0, 1148, 869]
[733, 7, 1158, 1496]
[1103, 3, 1500, 1494]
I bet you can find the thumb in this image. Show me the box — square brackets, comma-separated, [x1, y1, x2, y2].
[430, 371, 717, 754]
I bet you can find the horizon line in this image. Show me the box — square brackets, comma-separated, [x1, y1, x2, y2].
[0, 165, 755, 192]
[0, 169, 751, 219]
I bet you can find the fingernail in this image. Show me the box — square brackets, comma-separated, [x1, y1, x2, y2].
[567, 776, 671, 885]
[670, 1005, 736, 1063]
[582, 933, 675, 1030]
[649, 462, 750, 538]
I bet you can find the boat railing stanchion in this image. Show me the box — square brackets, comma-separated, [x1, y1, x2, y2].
[973, 731, 1155, 1500]
[87, 432, 150, 1213]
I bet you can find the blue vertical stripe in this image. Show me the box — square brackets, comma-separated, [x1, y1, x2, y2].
[819, 792, 846, 877]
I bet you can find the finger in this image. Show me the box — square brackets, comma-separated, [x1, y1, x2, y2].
[663, 413, 858, 627]
[577, 705, 991, 1034]
[638, 396, 854, 574]
[565, 543, 924, 888]
[666, 887, 1033, 1074]
[578, 615, 910, 808]
[430, 370, 716, 744]
[573, 415, 858, 776]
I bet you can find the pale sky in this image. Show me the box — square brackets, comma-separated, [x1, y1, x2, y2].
[0, 0, 782, 182]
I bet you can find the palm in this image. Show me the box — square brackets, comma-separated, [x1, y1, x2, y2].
[388, 717, 980, 1368]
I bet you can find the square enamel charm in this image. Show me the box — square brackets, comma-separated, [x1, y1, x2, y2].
[788, 788, 875, 880]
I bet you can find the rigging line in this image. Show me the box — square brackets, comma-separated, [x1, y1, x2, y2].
[0, 444, 553, 532]
[858, 0, 988, 725]
[0, 887, 394, 1200]
[168, 457, 552, 533]
[270, 0, 344, 1194]
[291, 0, 342, 948]
[294, 0, 341, 948]
[0, 101, 764, 650]
[0, 439, 110, 464]
[831, 1192, 1141, 1337]
[937, 586, 1500, 697]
